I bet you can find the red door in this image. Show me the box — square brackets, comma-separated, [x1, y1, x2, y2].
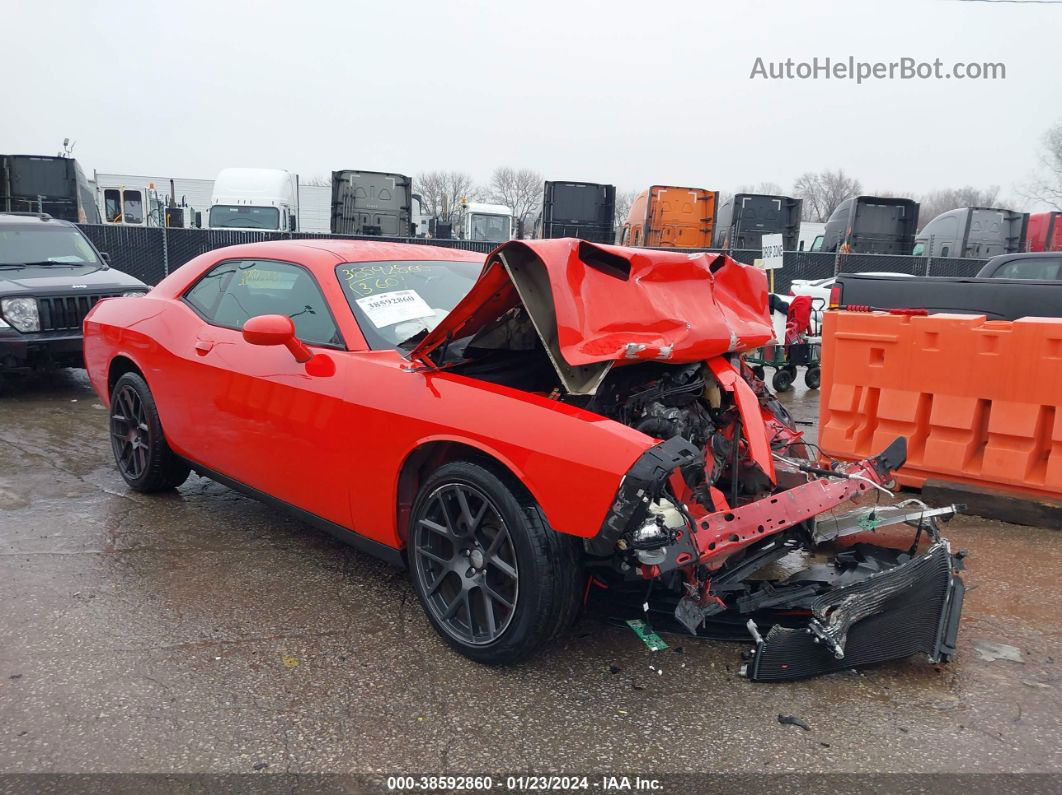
[172, 257, 357, 528]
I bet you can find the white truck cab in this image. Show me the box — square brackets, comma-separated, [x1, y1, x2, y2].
[798, 222, 826, 252]
[208, 168, 299, 232]
[459, 201, 513, 243]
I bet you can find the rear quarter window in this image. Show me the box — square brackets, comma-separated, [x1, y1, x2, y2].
[992, 258, 1062, 280]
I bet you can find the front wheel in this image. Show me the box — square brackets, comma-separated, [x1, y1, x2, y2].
[109, 372, 190, 492]
[772, 367, 795, 393]
[408, 460, 582, 664]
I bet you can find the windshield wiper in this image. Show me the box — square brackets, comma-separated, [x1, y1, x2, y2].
[13, 260, 90, 267]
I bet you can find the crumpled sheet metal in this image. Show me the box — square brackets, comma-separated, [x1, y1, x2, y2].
[412, 238, 774, 371]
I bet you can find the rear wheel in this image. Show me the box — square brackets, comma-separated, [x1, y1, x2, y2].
[109, 372, 190, 492]
[408, 460, 582, 664]
[804, 366, 822, 390]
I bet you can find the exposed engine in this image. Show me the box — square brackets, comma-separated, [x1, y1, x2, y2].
[439, 303, 964, 682]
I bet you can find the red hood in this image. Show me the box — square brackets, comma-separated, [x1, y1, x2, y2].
[411, 239, 773, 393]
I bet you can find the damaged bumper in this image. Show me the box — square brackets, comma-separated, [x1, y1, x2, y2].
[745, 538, 965, 682]
[588, 431, 968, 681]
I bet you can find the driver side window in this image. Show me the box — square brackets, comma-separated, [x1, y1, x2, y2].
[184, 259, 344, 348]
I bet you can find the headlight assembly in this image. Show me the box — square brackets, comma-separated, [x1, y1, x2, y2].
[0, 297, 40, 332]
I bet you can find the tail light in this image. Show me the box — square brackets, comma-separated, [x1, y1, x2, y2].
[828, 285, 841, 308]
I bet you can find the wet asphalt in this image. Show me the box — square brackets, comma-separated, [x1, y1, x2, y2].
[0, 369, 1059, 777]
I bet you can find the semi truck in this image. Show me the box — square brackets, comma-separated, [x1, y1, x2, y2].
[1, 154, 100, 224]
[331, 170, 413, 237]
[798, 222, 826, 251]
[913, 206, 1027, 258]
[208, 168, 300, 232]
[713, 193, 801, 250]
[1025, 211, 1062, 252]
[458, 202, 513, 243]
[537, 181, 616, 243]
[620, 185, 718, 248]
[820, 196, 920, 254]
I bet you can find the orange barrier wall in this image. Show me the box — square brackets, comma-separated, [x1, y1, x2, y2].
[819, 311, 1062, 500]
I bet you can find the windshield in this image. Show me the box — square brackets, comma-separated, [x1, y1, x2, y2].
[0, 225, 101, 266]
[208, 205, 280, 230]
[469, 213, 510, 243]
[335, 260, 480, 350]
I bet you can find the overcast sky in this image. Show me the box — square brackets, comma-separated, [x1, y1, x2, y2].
[4, 0, 1060, 204]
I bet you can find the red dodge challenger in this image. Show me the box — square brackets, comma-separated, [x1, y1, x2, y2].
[83, 238, 964, 679]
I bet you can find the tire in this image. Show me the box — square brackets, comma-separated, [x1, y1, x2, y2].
[109, 372, 190, 492]
[804, 366, 822, 390]
[771, 367, 794, 393]
[408, 460, 582, 665]
[751, 365, 766, 381]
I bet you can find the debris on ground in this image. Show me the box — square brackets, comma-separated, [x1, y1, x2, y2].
[281, 655, 300, 669]
[973, 641, 1024, 664]
[778, 714, 811, 731]
[252, 762, 269, 771]
[625, 619, 668, 651]
[609, 664, 621, 674]
[1022, 680, 1051, 689]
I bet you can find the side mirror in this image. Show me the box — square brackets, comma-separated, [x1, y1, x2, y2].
[194, 211, 202, 229]
[100, 252, 111, 263]
[242, 314, 312, 363]
[289, 215, 297, 232]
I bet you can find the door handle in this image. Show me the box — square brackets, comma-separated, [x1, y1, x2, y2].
[194, 338, 215, 355]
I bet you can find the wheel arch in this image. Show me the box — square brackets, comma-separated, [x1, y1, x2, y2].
[395, 437, 539, 548]
[107, 354, 146, 396]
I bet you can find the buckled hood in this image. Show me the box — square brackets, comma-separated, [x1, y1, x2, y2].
[410, 239, 773, 394]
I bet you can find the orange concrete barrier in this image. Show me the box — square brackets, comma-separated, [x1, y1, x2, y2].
[819, 311, 1062, 500]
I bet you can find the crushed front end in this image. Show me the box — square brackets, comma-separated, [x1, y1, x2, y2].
[407, 239, 966, 680]
[583, 356, 966, 682]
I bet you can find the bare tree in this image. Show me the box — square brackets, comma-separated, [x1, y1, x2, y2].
[916, 185, 1003, 229]
[301, 175, 332, 187]
[1019, 119, 1062, 210]
[484, 167, 543, 234]
[613, 189, 639, 232]
[735, 181, 785, 196]
[793, 169, 862, 221]
[414, 170, 475, 224]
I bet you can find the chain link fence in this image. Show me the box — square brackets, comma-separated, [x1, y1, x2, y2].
[77, 225, 991, 290]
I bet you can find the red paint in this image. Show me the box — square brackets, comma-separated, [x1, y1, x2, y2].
[83, 239, 655, 549]
[413, 239, 774, 367]
[1026, 211, 1062, 252]
[83, 237, 895, 577]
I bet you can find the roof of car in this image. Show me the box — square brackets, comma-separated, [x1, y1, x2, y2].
[985, 252, 1062, 262]
[0, 212, 76, 227]
[196, 237, 487, 265]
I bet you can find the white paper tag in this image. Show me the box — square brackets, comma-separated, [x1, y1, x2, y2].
[356, 289, 434, 328]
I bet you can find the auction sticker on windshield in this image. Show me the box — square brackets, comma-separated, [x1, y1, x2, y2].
[356, 289, 434, 328]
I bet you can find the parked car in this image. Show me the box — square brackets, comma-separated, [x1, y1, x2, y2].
[976, 251, 1062, 280]
[0, 212, 148, 372]
[82, 237, 963, 678]
[833, 253, 1062, 320]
